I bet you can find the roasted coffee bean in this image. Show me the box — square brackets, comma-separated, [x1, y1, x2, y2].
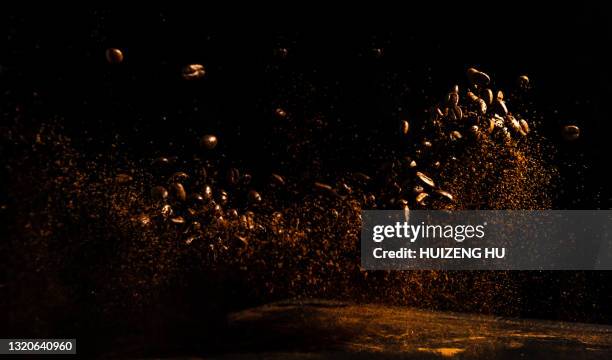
[467, 91, 479, 103]
[436, 189, 454, 202]
[106, 48, 123, 64]
[248, 190, 262, 203]
[201, 134, 218, 150]
[413, 185, 425, 194]
[274, 47, 289, 58]
[314, 182, 333, 192]
[416, 192, 429, 205]
[467, 67, 490, 86]
[400, 120, 410, 135]
[152, 157, 171, 167]
[203, 185, 213, 199]
[190, 193, 205, 205]
[520, 119, 530, 134]
[275, 107, 287, 119]
[450, 130, 463, 141]
[226, 168, 240, 185]
[151, 186, 169, 202]
[449, 105, 463, 121]
[447, 92, 459, 107]
[218, 190, 229, 205]
[416, 171, 435, 188]
[227, 209, 239, 219]
[562, 125, 580, 140]
[270, 173, 285, 186]
[169, 182, 187, 202]
[115, 173, 132, 184]
[518, 75, 530, 89]
[182, 64, 205, 80]
[496, 90, 504, 101]
[422, 140, 432, 148]
[477, 98, 487, 115]
[161, 204, 173, 217]
[170, 216, 186, 225]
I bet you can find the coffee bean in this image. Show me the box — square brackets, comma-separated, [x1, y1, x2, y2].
[400, 120, 410, 135]
[201, 134, 218, 150]
[161, 204, 173, 217]
[416, 171, 435, 188]
[416, 192, 429, 205]
[467, 67, 490, 86]
[182, 64, 205, 80]
[275, 108, 287, 119]
[450, 130, 463, 141]
[170, 216, 186, 225]
[271, 173, 286, 186]
[447, 92, 459, 107]
[226, 168, 240, 185]
[115, 173, 132, 184]
[518, 75, 530, 89]
[562, 125, 580, 140]
[170, 182, 187, 202]
[218, 190, 229, 205]
[520, 119, 530, 134]
[436, 189, 454, 202]
[106, 48, 123, 64]
[151, 186, 169, 202]
[248, 190, 262, 203]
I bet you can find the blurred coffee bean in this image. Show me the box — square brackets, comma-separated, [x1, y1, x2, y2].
[413, 185, 425, 194]
[161, 204, 173, 218]
[400, 120, 410, 135]
[152, 157, 171, 168]
[105, 48, 123, 64]
[447, 92, 459, 107]
[190, 193, 206, 206]
[115, 173, 132, 184]
[416, 171, 435, 188]
[416, 192, 429, 205]
[151, 186, 169, 202]
[275, 108, 287, 119]
[170, 182, 187, 202]
[518, 75, 530, 89]
[436, 189, 454, 202]
[270, 173, 285, 187]
[170, 216, 186, 225]
[228, 209, 239, 219]
[200, 134, 218, 150]
[248, 190, 262, 203]
[182, 64, 205, 80]
[274, 47, 289, 58]
[467, 67, 490, 86]
[562, 125, 580, 141]
[203, 185, 213, 199]
[450, 130, 463, 141]
[242, 173, 252, 185]
[227, 168, 240, 185]
[520, 119, 530, 134]
[218, 190, 229, 205]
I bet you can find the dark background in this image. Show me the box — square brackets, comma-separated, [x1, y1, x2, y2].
[2, 6, 611, 209]
[2, 5, 612, 356]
